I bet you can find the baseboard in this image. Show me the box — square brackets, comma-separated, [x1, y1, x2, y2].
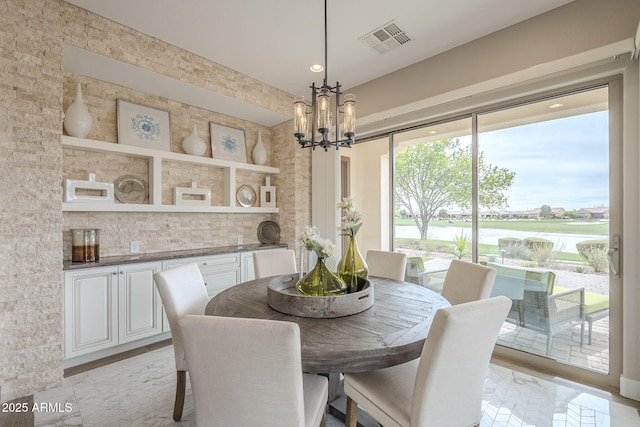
[63, 333, 171, 372]
[620, 375, 640, 401]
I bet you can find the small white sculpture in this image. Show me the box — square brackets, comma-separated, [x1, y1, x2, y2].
[65, 173, 114, 203]
[260, 176, 276, 208]
[174, 182, 212, 206]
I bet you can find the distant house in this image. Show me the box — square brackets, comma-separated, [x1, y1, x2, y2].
[579, 207, 609, 219]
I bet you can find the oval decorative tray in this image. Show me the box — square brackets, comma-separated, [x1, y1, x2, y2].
[267, 274, 374, 318]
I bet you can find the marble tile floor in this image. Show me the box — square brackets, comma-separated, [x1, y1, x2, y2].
[31, 345, 640, 427]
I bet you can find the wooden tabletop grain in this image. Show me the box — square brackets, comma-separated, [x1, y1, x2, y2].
[206, 275, 450, 374]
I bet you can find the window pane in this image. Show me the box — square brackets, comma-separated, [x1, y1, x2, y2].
[478, 87, 610, 373]
[393, 117, 473, 292]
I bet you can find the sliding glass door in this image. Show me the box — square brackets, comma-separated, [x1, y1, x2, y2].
[362, 79, 621, 382]
[477, 86, 614, 375]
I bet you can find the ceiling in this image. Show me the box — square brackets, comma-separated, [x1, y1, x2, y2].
[63, 0, 576, 98]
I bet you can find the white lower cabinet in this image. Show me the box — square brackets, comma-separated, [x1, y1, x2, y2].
[64, 266, 119, 359]
[65, 261, 163, 361]
[64, 249, 281, 365]
[162, 253, 241, 298]
[118, 262, 163, 344]
[240, 251, 255, 282]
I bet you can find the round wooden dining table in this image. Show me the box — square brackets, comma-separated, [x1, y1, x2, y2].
[205, 274, 450, 376]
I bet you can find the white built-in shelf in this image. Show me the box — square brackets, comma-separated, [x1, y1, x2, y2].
[62, 136, 279, 213]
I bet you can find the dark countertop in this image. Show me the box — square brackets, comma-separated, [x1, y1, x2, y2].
[63, 243, 287, 270]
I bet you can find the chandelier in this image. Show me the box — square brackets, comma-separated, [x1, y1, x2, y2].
[293, 0, 356, 151]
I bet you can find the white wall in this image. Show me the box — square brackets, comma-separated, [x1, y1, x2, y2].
[341, 138, 390, 256]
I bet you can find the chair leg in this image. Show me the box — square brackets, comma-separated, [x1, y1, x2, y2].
[345, 396, 358, 427]
[173, 370, 186, 421]
[320, 413, 326, 427]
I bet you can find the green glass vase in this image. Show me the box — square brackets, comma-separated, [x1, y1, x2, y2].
[296, 257, 347, 296]
[337, 235, 369, 293]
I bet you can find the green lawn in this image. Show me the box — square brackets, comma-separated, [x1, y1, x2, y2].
[395, 218, 608, 235]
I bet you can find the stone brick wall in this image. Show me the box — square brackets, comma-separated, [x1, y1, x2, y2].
[61, 72, 278, 259]
[1, 0, 66, 403]
[1, 0, 305, 402]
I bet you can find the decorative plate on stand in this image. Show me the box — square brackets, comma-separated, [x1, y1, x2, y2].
[257, 221, 281, 244]
[236, 185, 257, 207]
[114, 175, 148, 204]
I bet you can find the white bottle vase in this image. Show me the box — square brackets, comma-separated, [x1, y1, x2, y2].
[64, 83, 93, 138]
[182, 124, 207, 156]
[252, 130, 267, 165]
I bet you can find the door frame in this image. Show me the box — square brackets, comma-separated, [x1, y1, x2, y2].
[481, 76, 623, 389]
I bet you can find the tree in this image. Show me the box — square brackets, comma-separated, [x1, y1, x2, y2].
[539, 205, 553, 219]
[395, 139, 515, 240]
[437, 209, 448, 220]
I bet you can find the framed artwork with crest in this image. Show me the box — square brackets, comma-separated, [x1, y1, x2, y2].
[210, 122, 247, 163]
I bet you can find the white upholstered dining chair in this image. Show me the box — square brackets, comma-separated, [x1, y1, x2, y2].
[440, 259, 497, 305]
[366, 250, 408, 281]
[153, 262, 209, 421]
[179, 315, 328, 427]
[253, 249, 297, 278]
[344, 296, 512, 427]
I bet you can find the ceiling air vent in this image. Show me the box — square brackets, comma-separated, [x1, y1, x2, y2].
[359, 20, 412, 55]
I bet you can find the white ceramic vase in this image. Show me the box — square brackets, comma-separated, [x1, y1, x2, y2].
[182, 124, 207, 156]
[64, 83, 93, 138]
[252, 130, 267, 165]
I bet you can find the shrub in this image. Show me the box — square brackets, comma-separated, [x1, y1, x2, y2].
[498, 237, 530, 260]
[530, 244, 554, 267]
[523, 237, 554, 252]
[450, 231, 471, 259]
[395, 238, 434, 254]
[576, 239, 609, 259]
[576, 239, 609, 272]
[580, 247, 609, 272]
[530, 240, 566, 267]
[498, 237, 522, 249]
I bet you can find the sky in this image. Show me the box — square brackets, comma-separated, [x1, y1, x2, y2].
[475, 110, 609, 212]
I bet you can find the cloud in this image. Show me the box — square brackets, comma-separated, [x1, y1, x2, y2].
[479, 111, 609, 211]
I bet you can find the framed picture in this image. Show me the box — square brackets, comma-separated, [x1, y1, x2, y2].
[210, 122, 247, 163]
[117, 99, 172, 151]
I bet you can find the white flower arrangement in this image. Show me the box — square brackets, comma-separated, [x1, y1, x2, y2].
[299, 226, 336, 259]
[337, 197, 363, 237]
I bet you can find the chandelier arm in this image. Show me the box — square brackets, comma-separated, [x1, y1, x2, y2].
[311, 83, 318, 144]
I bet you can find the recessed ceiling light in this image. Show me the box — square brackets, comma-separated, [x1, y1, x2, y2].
[549, 103, 563, 109]
[429, 130, 437, 134]
[310, 64, 324, 73]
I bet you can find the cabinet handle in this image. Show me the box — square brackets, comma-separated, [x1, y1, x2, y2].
[120, 271, 124, 275]
[112, 272, 117, 275]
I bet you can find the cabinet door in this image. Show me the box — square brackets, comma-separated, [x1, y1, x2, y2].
[65, 266, 118, 358]
[241, 252, 255, 283]
[118, 262, 163, 343]
[201, 268, 240, 297]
